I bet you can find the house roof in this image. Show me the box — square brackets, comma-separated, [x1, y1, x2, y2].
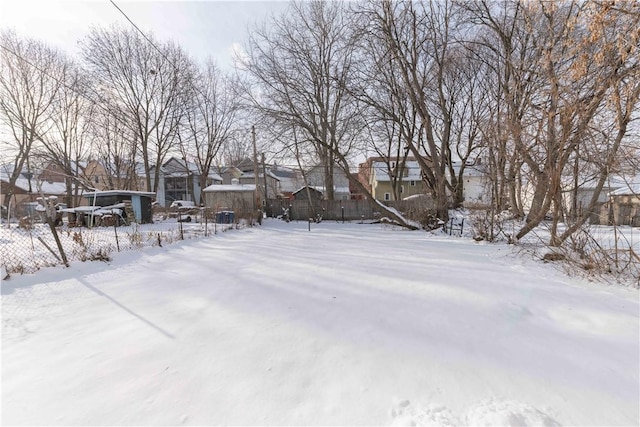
[270, 167, 298, 179]
[299, 185, 350, 195]
[279, 176, 303, 193]
[609, 179, 640, 196]
[2, 176, 67, 195]
[83, 190, 156, 198]
[208, 171, 223, 182]
[576, 175, 628, 191]
[292, 186, 323, 196]
[203, 183, 256, 192]
[234, 158, 257, 172]
[372, 161, 423, 181]
[240, 170, 280, 181]
[451, 162, 488, 177]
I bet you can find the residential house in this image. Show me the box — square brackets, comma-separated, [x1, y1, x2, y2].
[305, 164, 351, 200]
[607, 180, 640, 226]
[221, 166, 243, 184]
[81, 160, 110, 190]
[82, 159, 145, 192]
[270, 164, 304, 199]
[451, 161, 491, 208]
[364, 157, 426, 201]
[151, 157, 223, 207]
[238, 170, 280, 199]
[221, 158, 281, 199]
[564, 175, 630, 224]
[39, 160, 87, 185]
[1, 164, 66, 217]
[518, 174, 632, 224]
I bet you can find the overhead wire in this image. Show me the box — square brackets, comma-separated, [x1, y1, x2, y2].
[0, 42, 143, 143]
[2, 5, 427, 174]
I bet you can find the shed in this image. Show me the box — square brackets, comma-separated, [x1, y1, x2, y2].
[83, 190, 155, 224]
[607, 181, 640, 226]
[202, 182, 256, 218]
[292, 186, 323, 202]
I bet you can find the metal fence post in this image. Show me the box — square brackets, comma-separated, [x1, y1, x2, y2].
[113, 220, 120, 252]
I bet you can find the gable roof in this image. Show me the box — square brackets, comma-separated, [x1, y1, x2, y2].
[292, 186, 323, 196]
[203, 183, 256, 192]
[608, 176, 640, 196]
[372, 161, 423, 181]
[1, 176, 67, 195]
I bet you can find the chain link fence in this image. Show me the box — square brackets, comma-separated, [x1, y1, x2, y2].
[1, 207, 238, 276]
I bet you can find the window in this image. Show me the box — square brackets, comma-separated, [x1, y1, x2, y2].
[94, 176, 99, 184]
[400, 185, 404, 193]
[384, 193, 390, 201]
[410, 180, 416, 186]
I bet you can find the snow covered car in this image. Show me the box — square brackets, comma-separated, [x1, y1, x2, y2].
[170, 200, 195, 209]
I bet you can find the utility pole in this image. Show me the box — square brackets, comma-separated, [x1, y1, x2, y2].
[252, 125, 262, 224]
[261, 153, 269, 201]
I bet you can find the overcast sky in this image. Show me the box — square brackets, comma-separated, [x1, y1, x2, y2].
[0, 0, 291, 68]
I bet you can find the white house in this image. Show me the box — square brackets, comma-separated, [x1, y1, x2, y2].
[151, 157, 223, 207]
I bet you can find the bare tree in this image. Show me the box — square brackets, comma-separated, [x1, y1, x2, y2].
[179, 60, 239, 202]
[0, 30, 62, 209]
[363, 0, 470, 222]
[350, 19, 424, 202]
[552, 1, 640, 245]
[37, 54, 93, 207]
[89, 104, 140, 191]
[463, 0, 639, 246]
[80, 25, 193, 193]
[244, 0, 364, 202]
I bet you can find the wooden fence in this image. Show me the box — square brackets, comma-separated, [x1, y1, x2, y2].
[265, 197, 436, 222]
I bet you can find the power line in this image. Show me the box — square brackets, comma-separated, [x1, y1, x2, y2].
[109, 0, 218, 112]
[109, 0, 175, 65]
[0, 42, 141, 141]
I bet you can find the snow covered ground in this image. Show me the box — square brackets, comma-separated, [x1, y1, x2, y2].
[2, 219, 638, 426]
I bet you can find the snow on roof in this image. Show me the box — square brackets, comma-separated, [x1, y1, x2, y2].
[609, 181, 640, 196]
[293, 186, 323, 195]
[297, 185, 350, 195]
[270, 167, 298, 179]
[203, 183, 256, 192]
[567, 175, 626, 190]
[208, 171, 223, 182]
[403, 193, 430, 201]
[7, 177, 67, 195]
[241, 170, 280, 181]
[83, 190, 156, 198]
[373, 161, 422, 181]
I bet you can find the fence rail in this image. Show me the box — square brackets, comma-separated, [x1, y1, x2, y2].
[1, 198, 435, 277]
[0, 208, 236, 276]
[265, 197, 436, 222]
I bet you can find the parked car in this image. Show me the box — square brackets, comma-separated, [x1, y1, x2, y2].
[170, 200, 195, 209]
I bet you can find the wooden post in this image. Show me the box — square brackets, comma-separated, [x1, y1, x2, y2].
[45, 219, 68, 267]
[252, 125, 261, 224]
[113, 219, 120, 252]
[261, 152, 268, 213]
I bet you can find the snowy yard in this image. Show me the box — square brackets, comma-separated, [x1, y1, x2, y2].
[1, 219, 638, 426]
